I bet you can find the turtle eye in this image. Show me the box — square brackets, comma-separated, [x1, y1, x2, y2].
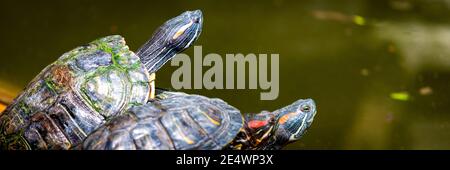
[301, 105, 311, 112]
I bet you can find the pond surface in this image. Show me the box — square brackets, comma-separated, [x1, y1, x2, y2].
[0, 0, 449, 149]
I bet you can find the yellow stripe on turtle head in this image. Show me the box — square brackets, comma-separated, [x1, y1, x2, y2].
[172, 21, 193, 40]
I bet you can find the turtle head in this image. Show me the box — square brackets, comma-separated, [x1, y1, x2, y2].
[244, 99, 316, 149]
[137, 10, 203, 73]
[268, 99, 317, 149]
[160, 10, 203, 51]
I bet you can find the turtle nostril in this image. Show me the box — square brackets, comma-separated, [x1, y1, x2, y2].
[190, 10, 202, 23]
[193, 17, 200, 23]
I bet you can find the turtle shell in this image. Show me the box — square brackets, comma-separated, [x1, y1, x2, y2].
[79, 91, 244, 150]
[0, 35, 150, 150]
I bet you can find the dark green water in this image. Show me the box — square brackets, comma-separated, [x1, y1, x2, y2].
[1, 0, 449, 149]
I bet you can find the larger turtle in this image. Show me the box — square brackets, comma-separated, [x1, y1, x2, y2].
[0, 10, 203, 150]
[78, 90, 317, 150]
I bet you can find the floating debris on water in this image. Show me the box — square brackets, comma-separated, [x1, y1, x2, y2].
[419, 86, 433, 96]
[311, 10, 367, 26]
[360, 68, 370, 76]
[389, 0, 413, 11]
[353, 15, 366, 26]
[311, 10, 349, 22]
[390, 92, 410, 101]
[385, 112, 394, 123]
[388, 44, 397, 53]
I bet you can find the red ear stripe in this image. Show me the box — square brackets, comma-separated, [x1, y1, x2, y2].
[248, 120, 269, 129]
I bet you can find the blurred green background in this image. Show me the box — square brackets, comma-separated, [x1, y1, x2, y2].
[1, 0, 449, 149]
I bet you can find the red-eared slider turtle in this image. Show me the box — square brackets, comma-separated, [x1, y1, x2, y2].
[78, 91, 317, 150]
[0, 10, 203, 150]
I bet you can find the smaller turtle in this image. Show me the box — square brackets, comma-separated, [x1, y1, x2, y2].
[78, 91, 317, 150]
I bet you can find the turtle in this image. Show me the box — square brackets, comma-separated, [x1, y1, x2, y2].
[78, 90, 317, 150]
[0, 10, 203, 150]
